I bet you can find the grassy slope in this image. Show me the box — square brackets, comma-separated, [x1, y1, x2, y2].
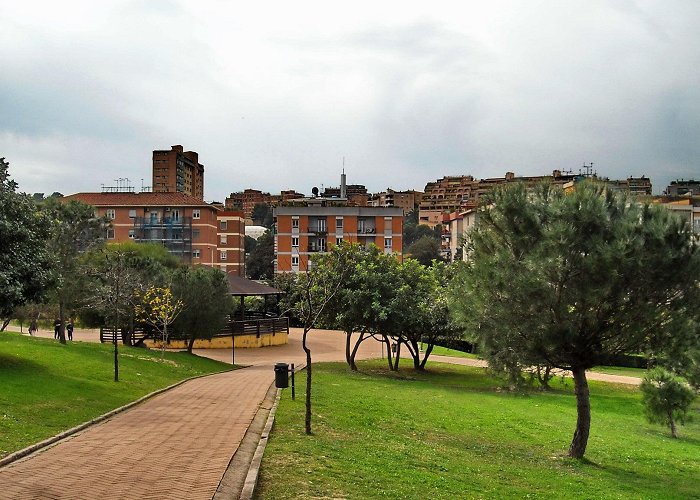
[0, 333, 230, 458]
[257, 360, 700, 499]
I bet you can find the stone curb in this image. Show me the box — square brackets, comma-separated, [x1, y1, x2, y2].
[240, 362, 304, 500]
[0, 367, 233, 468]
[240, 388, 281, 500]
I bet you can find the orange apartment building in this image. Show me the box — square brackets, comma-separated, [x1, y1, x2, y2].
[274, 204, 404, 273]
[152, 145, 205, 199]
[62, 192, 245, 276]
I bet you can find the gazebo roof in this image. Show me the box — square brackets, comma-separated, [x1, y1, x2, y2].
[227, 275, 283, 297]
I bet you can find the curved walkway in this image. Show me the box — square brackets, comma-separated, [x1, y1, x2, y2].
[0, 327, 639, 499]
[0, 328, 381, 499]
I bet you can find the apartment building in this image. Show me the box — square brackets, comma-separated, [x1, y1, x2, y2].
[152, 145, 205, 199]
[62, 192, 245, 275]
[653, 196, 700, 236]
[225, 189, 306, 220]
[420, 170, 651, 228]
[274, 203, 404, 273]
[369, 189, 422, 213]
[665, 179, 700, 197]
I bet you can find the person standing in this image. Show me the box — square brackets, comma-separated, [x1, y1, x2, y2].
[53, 318, 61, 339]
[67, 319, 74, 341]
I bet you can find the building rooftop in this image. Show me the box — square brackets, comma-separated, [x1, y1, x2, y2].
[63, 192, 215, 207]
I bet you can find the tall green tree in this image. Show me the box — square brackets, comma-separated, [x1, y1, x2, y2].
[319, 243, 398, 371]
[247, 230, 274, 280]
[171, 266, 232, 353]
[283, 247, 354, 434]
[451, 181, 699, 458]
[251, 203, 273, 228]
[405, 235, 443, 267]
[41, 197, 106, 343]
[0, 157, 54, 329]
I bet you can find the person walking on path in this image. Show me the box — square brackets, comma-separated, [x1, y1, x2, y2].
[29, 318, 38, 336]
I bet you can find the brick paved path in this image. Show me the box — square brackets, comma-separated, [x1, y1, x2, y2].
[0, 329, 382, 499]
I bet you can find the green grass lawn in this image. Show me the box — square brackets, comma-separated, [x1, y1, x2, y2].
[0, 333, 231, 458]
[428, 345, 481, 359]
[257, 360, 700, 499]
[591, 365, 646, 379]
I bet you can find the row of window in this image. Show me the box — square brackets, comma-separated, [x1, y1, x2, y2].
[290, 216, 393, 231]
[290, 237, 393, 249]
[104, 208, 202, 220]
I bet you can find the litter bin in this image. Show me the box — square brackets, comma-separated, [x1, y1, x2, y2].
[274, 362, 289, 388]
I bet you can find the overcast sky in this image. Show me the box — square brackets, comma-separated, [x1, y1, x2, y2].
[2, 0, 698, 201]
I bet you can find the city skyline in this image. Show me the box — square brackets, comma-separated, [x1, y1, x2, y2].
[2, 1, 699, 201]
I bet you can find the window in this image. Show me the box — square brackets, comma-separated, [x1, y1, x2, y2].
[336, 237, 343, 246]
[128, 229, 135, 239]
[292, 217, 299, 229]
[384, 237, 392, 249]
[192, 209, 200, 219]
[172, 209, 180, 221]
[220, 250, 227, 261]
[193, 249, 201, 258]
[106, 228, 115, 239]
[105, 209, 116, 220]
[128, 209, 137, 218]
[192, 229, 200, 239]
[336, 217, 343, 229]
[317, 218, 327, 232]
[318, 238, 326, 252]
[220, 235, 228, 245]
[292, 237, 299, 247]
[220, 220, 228, 230]
[292, 256, 299, 267]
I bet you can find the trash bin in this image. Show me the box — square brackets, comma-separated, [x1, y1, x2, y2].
[274, 362, 289, 388]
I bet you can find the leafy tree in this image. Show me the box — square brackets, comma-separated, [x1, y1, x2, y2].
[0, 157, 54, 328]
[640, 368, 696, 438]
[247, 230, 274, 280]
[135, 286, 184, 359]
[171, 266, 232, 353]
[41, 197, 106, 343]
[403, 208, 441, 249]
[319, 243, 398, 371]
[451, 181, 699, 458]
[405, 235, 442, 267]
[283, 247, 354, 434]
[244, 235, 258, 255]
[394, 261, 462, 371]
[251, 203, 273, 228]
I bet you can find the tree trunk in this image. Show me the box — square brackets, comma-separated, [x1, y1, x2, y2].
[187, 336, 195, 354]
[58, 300, 66, 344]
[345, 332, 356, 370]
[392, 341, 401, 371]
[303, 327, 312, 435]
[568, 366, 591, 458]
[349, 332, 365, 371]
[419, 343, 434, 370]
[408, 340, 420, 370]
[669, 411, 678, 438]
[383, 335, 393, 370]
[0, 318, 10, 331]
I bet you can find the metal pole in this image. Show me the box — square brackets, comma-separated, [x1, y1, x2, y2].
[291, 363, 295, 400]
[232, 332, 235, 366]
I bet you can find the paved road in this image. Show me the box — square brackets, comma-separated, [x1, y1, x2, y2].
[0, 328, 381, 499]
